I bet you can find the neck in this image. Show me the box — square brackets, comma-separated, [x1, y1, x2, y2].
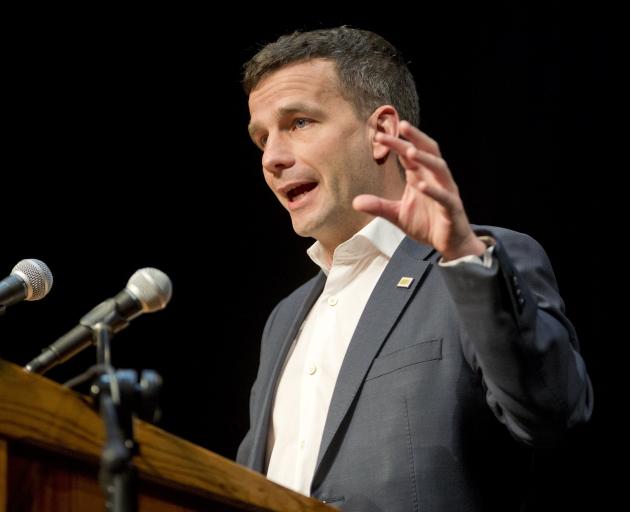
[317, 162, 405, 266]
[317, 215, 374, 267]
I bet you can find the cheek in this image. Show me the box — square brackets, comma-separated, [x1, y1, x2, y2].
[262, 169, 274, 188]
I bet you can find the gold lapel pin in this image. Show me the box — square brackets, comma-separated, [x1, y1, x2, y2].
[396, 276, 414, 288]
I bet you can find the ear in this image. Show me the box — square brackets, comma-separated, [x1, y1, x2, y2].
[368, 105, 399, 164]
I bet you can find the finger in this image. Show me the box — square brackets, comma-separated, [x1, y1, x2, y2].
[375, 132, 420, 169]
[399, 121, 442, 157]
[375, 133, 426, 178]
[353, 194, 401, 225]
[405, 145, 455, 187]
[417, 181, 461, 214]
[376, 131, 450, 185]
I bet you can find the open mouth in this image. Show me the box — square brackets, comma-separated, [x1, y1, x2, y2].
[287, 182, 318, 202]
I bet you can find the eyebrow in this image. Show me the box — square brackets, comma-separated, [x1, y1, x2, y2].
[248, 102, 325, 138]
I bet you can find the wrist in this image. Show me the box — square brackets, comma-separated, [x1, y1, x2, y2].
[441, 235, 494, 262]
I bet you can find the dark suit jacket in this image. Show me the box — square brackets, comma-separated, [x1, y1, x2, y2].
[237, 226, 593, 511]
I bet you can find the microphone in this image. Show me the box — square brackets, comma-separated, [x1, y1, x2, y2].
[0, 258, 53, 309]
[25, 267, 172, 375]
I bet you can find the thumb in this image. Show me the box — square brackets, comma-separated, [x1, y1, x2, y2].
[353, 194, 400, 225]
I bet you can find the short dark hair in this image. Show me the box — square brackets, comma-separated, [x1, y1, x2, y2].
[243, 26, 420, 127]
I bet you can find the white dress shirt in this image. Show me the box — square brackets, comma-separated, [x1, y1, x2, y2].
[265, 218, 406, 494]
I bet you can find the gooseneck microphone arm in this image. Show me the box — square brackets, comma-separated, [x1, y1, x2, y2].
[25, 292, 135, 375]
[25, 266, 171, 375]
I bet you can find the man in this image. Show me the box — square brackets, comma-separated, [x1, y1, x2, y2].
[237, 27, 592, 511]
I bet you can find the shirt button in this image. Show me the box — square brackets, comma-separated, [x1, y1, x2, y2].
[327, 296, 338, 306]
[307, 365, 317, 375]
[300, 440, 305, 449]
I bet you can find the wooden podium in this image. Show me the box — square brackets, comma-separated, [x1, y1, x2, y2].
[0, 358, 332, 511]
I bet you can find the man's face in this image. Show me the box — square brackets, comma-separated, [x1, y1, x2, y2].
[248, 59, 380, 246]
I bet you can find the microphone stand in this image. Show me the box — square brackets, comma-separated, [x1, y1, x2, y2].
[92, 322, 138, 512]
[87, 309, 162, 512]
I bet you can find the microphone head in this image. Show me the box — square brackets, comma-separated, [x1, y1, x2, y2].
[11, 259, 54, 301]
[126, 268, 172, 313]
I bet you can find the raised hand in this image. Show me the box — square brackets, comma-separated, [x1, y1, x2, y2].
[353, 121, 486, 261]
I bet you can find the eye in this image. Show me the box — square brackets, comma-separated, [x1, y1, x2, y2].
[292, 118, 311, 130]
[259, 135, 268, 148]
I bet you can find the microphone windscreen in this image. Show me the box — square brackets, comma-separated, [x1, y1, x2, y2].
[11, 259, 53, 300]
[127, 268, 172, 312]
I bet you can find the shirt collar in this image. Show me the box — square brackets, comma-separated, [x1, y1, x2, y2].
[307, 217, 406, 274]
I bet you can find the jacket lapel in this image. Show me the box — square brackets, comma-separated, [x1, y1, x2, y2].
[312, 238, 434, 484]
[247, 272, 326, 471]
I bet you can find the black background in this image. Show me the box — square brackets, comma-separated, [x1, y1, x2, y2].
[1, 3, 619, 510]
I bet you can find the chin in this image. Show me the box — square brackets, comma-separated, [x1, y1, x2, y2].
[290, 216, 320, 239]
[290, 222, 314, 238]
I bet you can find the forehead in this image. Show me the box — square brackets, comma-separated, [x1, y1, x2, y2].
[248, 59, 345, 115]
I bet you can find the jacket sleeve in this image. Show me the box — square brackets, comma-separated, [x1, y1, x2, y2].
[439, 227, 593, 445]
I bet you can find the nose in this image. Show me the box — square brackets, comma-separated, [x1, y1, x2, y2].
[262, 134, 295, 175]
